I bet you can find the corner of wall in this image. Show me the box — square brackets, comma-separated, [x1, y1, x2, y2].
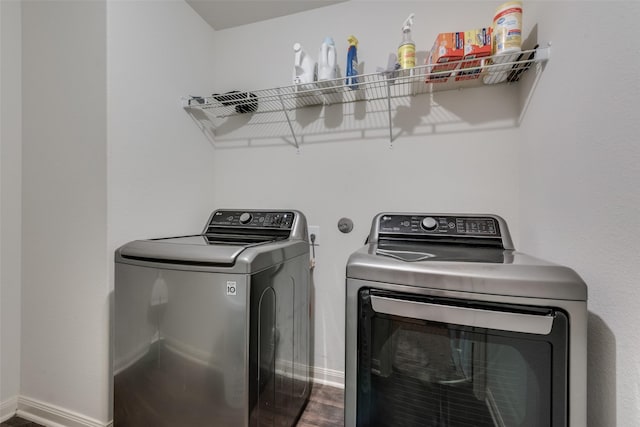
[1, 0, 23, 408]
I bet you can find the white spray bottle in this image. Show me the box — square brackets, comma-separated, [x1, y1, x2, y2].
[317, 37, 337, 81]
[293, 43, 317, 88]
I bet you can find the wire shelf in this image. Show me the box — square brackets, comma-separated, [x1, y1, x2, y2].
[183, 46, 549, 148]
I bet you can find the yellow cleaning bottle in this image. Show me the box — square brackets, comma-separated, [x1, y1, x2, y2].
[398, 13, 416, 69]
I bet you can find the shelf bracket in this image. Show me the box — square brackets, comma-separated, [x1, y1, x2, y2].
[517, 44, 551, 126]
[277, 88, 299, 151]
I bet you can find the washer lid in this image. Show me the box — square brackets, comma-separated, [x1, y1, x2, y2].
[116, 209, 308, 269]
[117, 235, 262, 266]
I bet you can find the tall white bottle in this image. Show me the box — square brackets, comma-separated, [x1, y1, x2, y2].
[293, 43, 317, 90]
[317, 37, 337, 83]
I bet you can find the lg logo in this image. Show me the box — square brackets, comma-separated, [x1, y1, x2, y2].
[226, 281, 237, 296]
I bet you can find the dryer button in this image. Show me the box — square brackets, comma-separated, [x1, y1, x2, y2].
[239, 212, 253, 224]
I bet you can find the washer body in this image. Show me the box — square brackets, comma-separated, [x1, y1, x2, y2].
[345, 213, 587, 427]
[113, 209, 311, 426]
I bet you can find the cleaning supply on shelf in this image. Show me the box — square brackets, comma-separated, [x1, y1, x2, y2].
[345, 35, 359, 89]
[456, 28, 492, 81]
[293, 42, 317, 89]
[317, 37, 338, 82]
[492, 1, 522, 58]
[398, 13, 416, 69]
[484, 1, 522, 84]
[426, 32, 464, 83]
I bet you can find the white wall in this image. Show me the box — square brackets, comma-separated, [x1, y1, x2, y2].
[107, 0, 219, 265]
[207, 1, 522, 381]
[519, 3, 640, 427]
[20, 1, 109, 424]
[0, 0, 22, 419]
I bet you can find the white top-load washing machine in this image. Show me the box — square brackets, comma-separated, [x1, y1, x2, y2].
[113, 209, 311, 427]
[345, 213, 587, 427]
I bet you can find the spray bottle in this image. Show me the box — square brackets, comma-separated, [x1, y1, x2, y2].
[398, 13, 416, 69]
[345, 35, 359, 89]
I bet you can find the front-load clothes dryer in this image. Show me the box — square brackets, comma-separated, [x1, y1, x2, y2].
[345, 213, 587, 427]
[113, 209, 311, 427]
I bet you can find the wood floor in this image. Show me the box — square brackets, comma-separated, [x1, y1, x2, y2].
[0, 383, 344, 427]
[296, 384, 344, 426]
[0, 417, 41, 427]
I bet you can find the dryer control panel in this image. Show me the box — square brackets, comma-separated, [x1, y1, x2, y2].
[379, 214, 500, 237]
[372, 213, 514, 250]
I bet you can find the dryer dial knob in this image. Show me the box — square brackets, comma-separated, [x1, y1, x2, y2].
[239, 212, 252, 224]
[421, 217, 438, 231]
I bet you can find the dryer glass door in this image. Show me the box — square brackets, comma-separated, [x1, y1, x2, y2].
[357, 289, 568, 427]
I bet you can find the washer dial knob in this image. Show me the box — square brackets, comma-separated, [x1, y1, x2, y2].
[421, 216, 438, 231]
[239, 212, 252, 224]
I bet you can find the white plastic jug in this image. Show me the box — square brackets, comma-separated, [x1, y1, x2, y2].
[317, 37, 337, 81]
[293, 43, 316, 87]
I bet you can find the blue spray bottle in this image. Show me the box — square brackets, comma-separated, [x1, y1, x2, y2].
[345, 35, 359, 89]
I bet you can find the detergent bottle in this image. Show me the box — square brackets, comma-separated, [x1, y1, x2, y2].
[398, 13, 416, 69]
[345, 35, 359, 89]
[293, 43, 316, 88]
[317, 37, 337, 81]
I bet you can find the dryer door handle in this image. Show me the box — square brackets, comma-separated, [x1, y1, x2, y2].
[370, 295, 554, 335]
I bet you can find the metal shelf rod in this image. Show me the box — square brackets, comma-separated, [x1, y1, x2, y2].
[277, 88, 299, 150]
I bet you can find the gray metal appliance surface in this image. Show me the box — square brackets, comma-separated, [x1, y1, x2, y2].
[345, 213, 587, 427]
[113, 209, 311, 427]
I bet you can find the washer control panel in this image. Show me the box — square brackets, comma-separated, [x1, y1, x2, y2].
[208, 210, 295, 229]
[378, 214, 501, 238]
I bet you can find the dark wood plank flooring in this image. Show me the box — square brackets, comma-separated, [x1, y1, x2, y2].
[0, 418, 42, 427]
[297, 383, 344, 426]
[0, 383, 344, 427]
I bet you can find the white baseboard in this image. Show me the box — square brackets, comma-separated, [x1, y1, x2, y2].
[1, 395, 18, 422]
[17, 396, 108, 427]
[312, 365, 345, 389]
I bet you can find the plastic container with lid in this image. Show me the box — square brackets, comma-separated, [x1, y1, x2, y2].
[485, 1, 522, 85]
[492, 1, 522, 57]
